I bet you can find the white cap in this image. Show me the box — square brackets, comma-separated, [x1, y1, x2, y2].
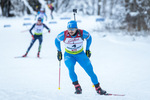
[40, 8, 44, 11]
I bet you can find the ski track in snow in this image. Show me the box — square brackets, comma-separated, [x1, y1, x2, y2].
[0, 13, 150, 100]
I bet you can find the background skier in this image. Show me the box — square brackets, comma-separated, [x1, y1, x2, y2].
[35, 8, 47, 22]
[47, 2, 54, 19]
[22, 17, 50, 58]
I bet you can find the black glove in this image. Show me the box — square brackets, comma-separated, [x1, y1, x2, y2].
[57, 51, 62, 61]
[86, 50, 91, 58]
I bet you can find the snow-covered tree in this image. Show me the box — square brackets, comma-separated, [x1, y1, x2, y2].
[0, 0, 149, 33]
[124, 0, 150, 32]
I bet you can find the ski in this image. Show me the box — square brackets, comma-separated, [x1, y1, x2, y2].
[14, 56, 41, 59]
[14, 56, 26, 58]
[104, 93, 125, 96]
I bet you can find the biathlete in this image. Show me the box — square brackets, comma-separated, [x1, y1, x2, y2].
[48, 3, 54, 19]
[22, 17, 50, 58]
[35, 8, 47, 22]
[55, 20, 106, 94]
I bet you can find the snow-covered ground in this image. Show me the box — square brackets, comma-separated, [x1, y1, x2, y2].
[0, 13, 150, 100]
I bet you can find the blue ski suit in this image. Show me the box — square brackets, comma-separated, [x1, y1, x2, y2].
[55, 29, 99, 85]
[35, 11, 47, 22]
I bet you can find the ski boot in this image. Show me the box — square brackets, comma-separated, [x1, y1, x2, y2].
[22, 53, 28, 57]
[95, 83, 106, 95]
[73, 81, 82, 94]
[37, 52, 40, 58]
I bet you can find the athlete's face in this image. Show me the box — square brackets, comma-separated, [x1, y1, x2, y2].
[68, 28, 77, 36]
[40, 11, 44, 13]
[37, 20, 42, 24]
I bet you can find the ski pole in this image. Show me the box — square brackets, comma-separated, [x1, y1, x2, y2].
[20, 29, 29, 33]
[58, 61, 61, 90]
